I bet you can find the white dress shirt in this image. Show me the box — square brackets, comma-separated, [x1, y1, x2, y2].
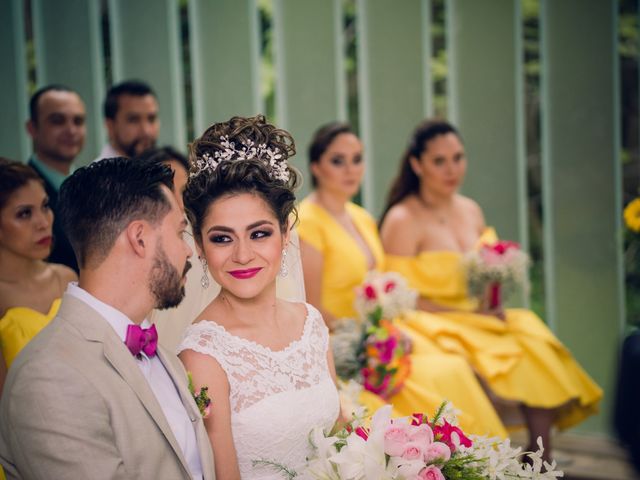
[93, 143, 121, 163]
[67, 283, 204, 479]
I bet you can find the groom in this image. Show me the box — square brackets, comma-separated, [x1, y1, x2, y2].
[0, 158, 215, 479]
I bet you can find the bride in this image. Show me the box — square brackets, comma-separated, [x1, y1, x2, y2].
[177, 115, 340, 479]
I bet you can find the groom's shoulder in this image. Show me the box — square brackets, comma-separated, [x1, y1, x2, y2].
[8, 297, 108, 385]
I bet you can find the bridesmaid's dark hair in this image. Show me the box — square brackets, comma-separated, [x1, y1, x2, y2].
[185, 115, 300, 243]
[0, 158, 43, 210]
[308, 122, 355, 188]
[380, 119, 462, 224]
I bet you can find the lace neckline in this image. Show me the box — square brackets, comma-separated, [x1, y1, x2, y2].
[193, 303, 314, 356]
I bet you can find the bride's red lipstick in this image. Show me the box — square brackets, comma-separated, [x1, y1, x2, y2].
[228, 267, 263, 279]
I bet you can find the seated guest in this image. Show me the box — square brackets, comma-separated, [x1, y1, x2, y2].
[379, 118, 603, 460]
[95, 80, 160, 161]
[0, 158, 76, 396]
[26, 85, 86, 272]
[297, 122, 507, 437]
[0, 157, 214, 479]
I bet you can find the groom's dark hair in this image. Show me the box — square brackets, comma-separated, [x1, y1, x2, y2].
[58, 157, 174, 269]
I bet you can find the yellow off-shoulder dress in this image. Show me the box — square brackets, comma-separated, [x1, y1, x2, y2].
[0, 299, 59, 480]
[386, 229, 603, 430]
[297, 200, 507, 437]
[0, 299, 60, 368]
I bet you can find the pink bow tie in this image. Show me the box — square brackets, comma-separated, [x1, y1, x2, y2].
[125, 324, 158, 357]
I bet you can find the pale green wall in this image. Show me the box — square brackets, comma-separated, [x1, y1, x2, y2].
[540, 0, 623, 434]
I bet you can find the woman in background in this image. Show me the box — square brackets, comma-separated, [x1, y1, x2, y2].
[380, 119, 602, 458]
[298, 122, 506, 438]
[0, 158, 77, 395]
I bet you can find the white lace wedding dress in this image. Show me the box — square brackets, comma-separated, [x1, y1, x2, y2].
[178, 303, 340, 479]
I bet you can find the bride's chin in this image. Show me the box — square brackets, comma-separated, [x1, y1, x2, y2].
[220, 282, 274, 301]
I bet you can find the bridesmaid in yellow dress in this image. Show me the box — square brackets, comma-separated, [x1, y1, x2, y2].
[379, 119, 602, 459]
[0, 159, 77, 395]
[298, 123, 507, 437]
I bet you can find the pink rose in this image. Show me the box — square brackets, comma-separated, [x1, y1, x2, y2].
[423, 441, 451, 464]
[384, 424, 410, 456]
[401, 441, 425, 461]
[418, 466, 445, 480]
[408, 423, 434, 446]
[364, 284, 377, 300]
[384, 281, 396, 293]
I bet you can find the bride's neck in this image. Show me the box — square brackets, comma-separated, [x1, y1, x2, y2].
[218, 284, 279, 328]
[0, 249, 46, 283]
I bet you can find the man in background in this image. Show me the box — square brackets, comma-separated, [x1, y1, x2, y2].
[95, 80, 160, 161]
[26, 84, 86, 272]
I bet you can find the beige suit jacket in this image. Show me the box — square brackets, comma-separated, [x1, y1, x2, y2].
[0, 294, 215, 480]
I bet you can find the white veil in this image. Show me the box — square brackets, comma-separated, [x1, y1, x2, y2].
[151, 226, 307, 352]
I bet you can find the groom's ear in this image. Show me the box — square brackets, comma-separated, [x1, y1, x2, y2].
[124, 220, 152, 258]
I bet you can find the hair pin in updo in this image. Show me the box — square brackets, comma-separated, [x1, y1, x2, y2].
[191, 135, 290, 183]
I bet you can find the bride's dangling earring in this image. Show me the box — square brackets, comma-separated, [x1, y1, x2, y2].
[200, 257, 210, 289]
[279, 248, 288, 278]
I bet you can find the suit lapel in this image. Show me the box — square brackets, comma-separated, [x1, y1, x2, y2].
[59, 296, 193, 477]
[158, 348, 216, 480]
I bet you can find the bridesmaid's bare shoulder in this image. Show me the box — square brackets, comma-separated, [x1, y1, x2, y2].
[380, 197, 422, 255]
[50, 263, 78, 289]
[454, 194, 486, 231]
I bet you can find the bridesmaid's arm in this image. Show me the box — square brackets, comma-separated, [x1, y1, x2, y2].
[300, 240, 338, 330]
[179, 349, 241, 480]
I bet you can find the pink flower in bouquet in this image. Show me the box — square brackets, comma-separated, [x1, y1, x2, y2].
[490, 240, 520, 255]
[362, 368, 392, 396]
[424, 441, 451, 463]
[433, 420, 472, 451]
[375, 335, 398, 364]
[384, 280, 396, 293]
[384, 424, 410, 456]
[364, 284, 377, 300]
[417, 465, 446, 480]
[401, 441, 425, 461]
[411, 413, 425, 426]
[409, 423, 434, 445]
[355, 426, 369, 441]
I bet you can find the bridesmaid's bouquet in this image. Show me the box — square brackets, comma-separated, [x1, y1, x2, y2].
[464, 240, 530, 310]
[332, 272, 416, 399]
[260, 402, 563, 479]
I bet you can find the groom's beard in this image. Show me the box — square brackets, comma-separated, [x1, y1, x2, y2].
[149, 244, 191, 310]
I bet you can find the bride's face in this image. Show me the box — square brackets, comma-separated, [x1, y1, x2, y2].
[199, 192, 287, 300]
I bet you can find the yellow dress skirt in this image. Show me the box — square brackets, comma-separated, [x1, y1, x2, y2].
[386, 249, 603, 431]
[0, 299, 59, 480]
[297, 199, 507, 437]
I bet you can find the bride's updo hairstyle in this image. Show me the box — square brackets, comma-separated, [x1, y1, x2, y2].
[185, 115, 300, 243]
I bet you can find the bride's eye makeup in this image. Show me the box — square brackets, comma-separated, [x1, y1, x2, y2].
[210, 234, 232, 244]
[250, 229, 273, 240]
